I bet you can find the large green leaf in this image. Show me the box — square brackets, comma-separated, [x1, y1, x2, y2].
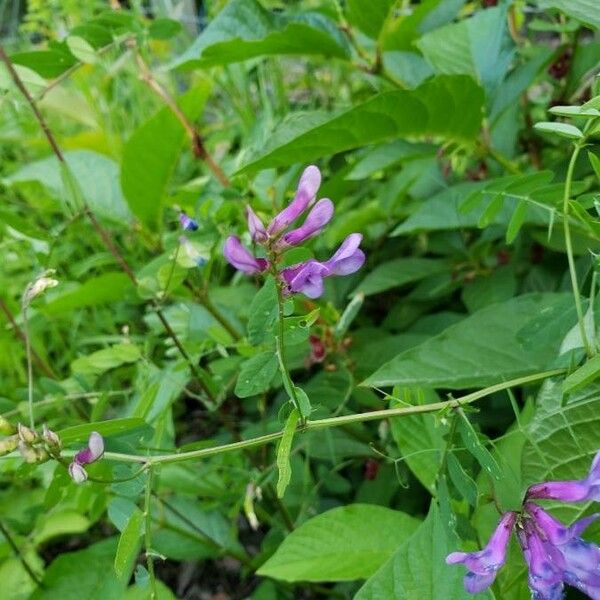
[31, 539, 126, 599]
[537, 0, 600, 29]
[236, 75, 484, 173]
[170, 0, 348, 70]
[120, 82, 211, 229]
[356, 503, 481, 599]
[234, 351, 278, 398]
[5, 150, 131, 222]
[346, 0, 394, 39]
[416, 6, 513, 95]
[363, 294, 569, 389]
[257, 504, 420, 582]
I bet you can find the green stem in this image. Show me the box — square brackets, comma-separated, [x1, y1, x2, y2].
[563, 141, 592, 357]
[101, 369, 564, 466]
[0, 519, 43, 588]
[144, 466, 158, 600]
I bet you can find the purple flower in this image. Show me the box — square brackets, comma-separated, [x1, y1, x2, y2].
[527, 451, 600, 503]
[223, 236, 268, 275]
[517, 518, 564, 600]
[180, 236, 207, 267]
[446, 511, 517, 593]
[68, 431, 104, 484]
[279, 199, 334, 248]
[246, 206, 267, 243]
[267, 165, 322, 236]
[526, 503, 600, 599]
[281, 234, 365, 299]
[179, 211, 199, 231]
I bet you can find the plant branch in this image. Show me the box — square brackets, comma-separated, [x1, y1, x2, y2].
[144, 467, 158, 600]
[100, 369, 564, 466]
[131, 45, 231, 188]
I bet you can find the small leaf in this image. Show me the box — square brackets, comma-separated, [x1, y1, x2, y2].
[549, 105, 600, 118]
[534, 121, 584, 139]
[276, 408, 299, 498]
[563, 355, 600, 394]
[457, 411, 502, 481]
[446, 453, 478, 506]
[478, 194, 504, 228]
[506, 201, 528, 243]
[234, 352, 278, 398]
[66, 36, 98, 64]
[588, 151, 600, 181]
[114, 509, 144, 579]
[293, 387, 311, 420]
[334, 293, 364, 339]
[247, 277, 278, 345]
[58, 418, 148, 445]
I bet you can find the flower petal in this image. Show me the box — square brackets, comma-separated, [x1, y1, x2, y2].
[178, 211, 199, 231]
[323, 233, 366, 276]
[69, 462, 88, 484]
[267, 165, 321, 235]
[246, 206, 267, 243]
[282, 260, 328, 299]
[223, 236, 268, 275]
[279, 199, 334, 247]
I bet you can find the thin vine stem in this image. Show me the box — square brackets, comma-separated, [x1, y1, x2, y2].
[563, 139, 592, 357]
[97, 369, 564, 466]
[144, 466, 158, 600]
[0, 519, 43, 588]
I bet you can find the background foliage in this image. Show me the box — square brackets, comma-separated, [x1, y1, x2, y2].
[1, 0, 600, 598]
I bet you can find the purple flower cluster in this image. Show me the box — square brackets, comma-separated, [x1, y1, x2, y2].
[223, 166, 365, 298]
[447, 451, 600, 599]
[68, 431, 104, 484]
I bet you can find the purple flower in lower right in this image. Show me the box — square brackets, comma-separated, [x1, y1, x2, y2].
[446, 451, 600, 599]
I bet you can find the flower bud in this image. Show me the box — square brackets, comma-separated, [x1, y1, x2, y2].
[18, 441, 39, 463]
[69, 462, 88, 484]
[17, 423, 37, 444]
[42, 424, 61, 449]
[0, 435, 18, 456]
[0, 416, 15, 435]
[23, 271, 58, 305]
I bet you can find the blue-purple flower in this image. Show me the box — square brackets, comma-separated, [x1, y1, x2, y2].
[68, 431, 104, 484]
[446, 511, 517, 593]
[447, 451, 600, 599]
[178, 211, 199, 231]
[527, 451, 600, 503]
[223, 166, 364, 298]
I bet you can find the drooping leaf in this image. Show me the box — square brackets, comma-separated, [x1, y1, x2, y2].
[58, 418, 148, 445]
[536, 0, 600, 29]
[237, 75, 485, 173]
[276, 408, 299, 498]
[258, 504, 420, 582]
[114, 509, 144, 579]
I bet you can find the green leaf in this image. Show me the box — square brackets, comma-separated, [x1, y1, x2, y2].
[416, 6, 513, 95]
[355, 503, 477, 600]
[148, 18, 183, 40]
[292, 386, 312, 420]
[334, 293, 365, 339]
[234, 351, 278, 397]
[477, 194, 504, 228]
[457, 412, 502, 481]
[363, 294, 568, 389]
[114, 509, 144, 579]
[346, 0, 394, 39]
[43, 273, 135, 314]
[237, 75, 484, 173]
[563, 355, 600, 394]
[66, 36, 97, 64]
[258, 504, 420, 582]
[354, 258, 448, 297]
[120, 83, 211, 228]
[5, 150, 131, 222]
[446, 453, 478, 506]
[31, 538, 127, 599]
[170, 0, 349, 70]
[33, 510, 90, 545]
[58, 418, 148, 445]
[10, 50, 76, 77]
[71, 343, 141, 377]
[549, 105, 600, 118]
[247, 277, 278, 345]
[536, 0, 600, 29]
[276, 408, 299, 498]
[506, 201, 528, 243]
[534, 121, 584, 139]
